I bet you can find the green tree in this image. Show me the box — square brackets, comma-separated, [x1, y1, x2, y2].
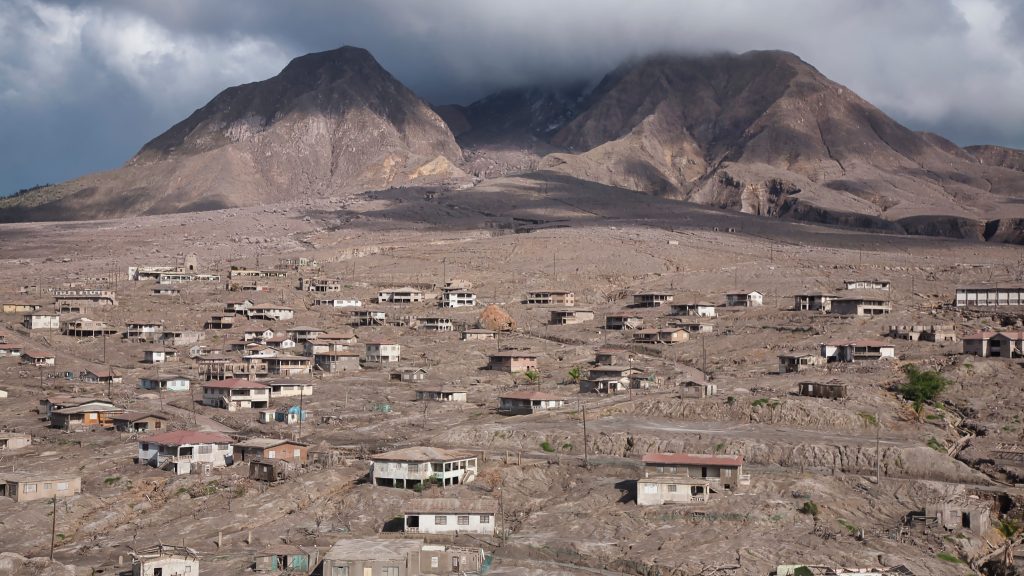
[899, 365, 949, 413]
[567, 366, 582, 387]
[523, 369, 540, 386]
[997, 518, 1020, 568]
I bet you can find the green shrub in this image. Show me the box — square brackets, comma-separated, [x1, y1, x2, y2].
[540, 441, 555, 453]
[751, 398, 770, 408]
[858, 412, 878, 426]
[900, 365, 949, 410]
[103, 476, 121, 486]
[793, 567, 813, 576]
[798, 501, 819, 517]
[927, 437, 945, 451]
[936, 552, 961, 563]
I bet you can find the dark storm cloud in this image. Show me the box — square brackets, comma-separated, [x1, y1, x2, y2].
[2, 0, 1023, 194]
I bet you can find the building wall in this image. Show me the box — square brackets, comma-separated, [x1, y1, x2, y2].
[7, 477, 81, 502]
[406, 512, 494, 535]
[133, 557, 199, 576]
[636, 480, 708, 506]
[322, 558, 410, 576]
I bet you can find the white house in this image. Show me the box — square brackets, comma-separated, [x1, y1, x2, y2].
[246, 305, 294, 321]
[844, 279, 891, 291]
[725, 291, 763, 307]
[138, 430, 234, 475]
[403, 498, 497, 535]
[22, 313, 60, 330]
[313, 297, 363, 308]
[820, 340, 896, 363]
[377, 288, 425, 304]
[440, 290, 477, 308]
[139, 375, 191, 392]
[202, 379, 271, 411]
[365, 341, 401, 364]
[637, 477, 712, 506]
[370, 446, 478, 489]
[267, 379, 315, 399]
[497, 391, 566, 415]
[670, 302, 717, 317]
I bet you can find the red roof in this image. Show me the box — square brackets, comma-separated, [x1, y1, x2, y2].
[499, 391, 564, 401]
[142, 430, 233, 446]
[642, 453, 743, 467]
[202, 378, 269, 390]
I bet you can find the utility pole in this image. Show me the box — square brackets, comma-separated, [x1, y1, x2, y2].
[582, 403, 589, 468]
[442, 258, 446, 289]
[50, 496, 57, 560]
[874, 411, 881, 484]
[298, 384, 304, 439]
[702, 334, 707, 376]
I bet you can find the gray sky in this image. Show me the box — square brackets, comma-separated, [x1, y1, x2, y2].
[2, 0, 1023, 195]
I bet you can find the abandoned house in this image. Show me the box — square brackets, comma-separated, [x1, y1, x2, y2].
[962, 331, 1024, 358]
[23, 312, 60, 330]
[314, 297, 363, 308]
[50, 401, 124, 430]
[139, 374, 191, 391]
[287, 326, 325, 342]
[670, 301, 717, 317]
[138, 430, 234, 475]
[0, 473, 81, 502]
[82, 368, 123, 384]
[41, 396, 116, 420]
[487, 351, 539, 373]
[633, 327, 689, 344]
[594, 348, 626, 365]
[130, 544, 199, 576]
[461, 328, 496, 341]
[498, 391, 566, 414]
[205, 313, 236, 330]
[642, 453, 748, 490]
[605, 313, 644, 330]
[322, 538, 486, 576]
[525, 290, 575, 306]
[798, 381, 848, 400]
[253, 545, 318, 573]
[844, 279, 891, 291]
[440, 288, 477, 308]
[264, 355, 313, 376]
[679, 380, 717, 399]
[267, 379, 315, 398]
[391, 367, 428, 382]
[888, 325, 957, 342]
[314, 350, 362, 372]
[636, 476, 713, 506]
[233, 438, 309, 465]
[123, 321, 164, 342]
[793, 293, 838, 312]
[820, 340, 896, 363]
[53, 289, 117, 307]
[365, 340, 402, 364]
[778, 353, 824, 374]
[918, 500, 992, 536]
[377, 287, 426, 304]
[0, 343, 24, 357]
[416, 388, 468, 402]
[370, 446, 479, 488]
[419, 317, 455, 331]
[265, 335, 297, 349]
[353, 309, 388, 326]
[633, 291, 674, 308]
[674, 321, 714, 334]
[21, 350, 55, 367]
[954, 286, 1024, 307]
[2, 301, 43, 313]
[550, 309, 595, 325]
[112, 412, 169, 433]
[298, 277, 342, 292]
[829, 295, 892, 316]
[403, 498, 498, 535]
[726, 290, 764, 307]
[62, 317, 117, 337]
[246, 305, 295, 321]
[143, 347, 178, 364]
[224, 299, 255, 314]
[202, 379, 271, 411]
[0, 433, 32, 451]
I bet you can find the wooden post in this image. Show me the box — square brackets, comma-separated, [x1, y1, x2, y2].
[217, 530, 222, 548]
[50, 496, 57, 560]
[582, 404, 589, 469]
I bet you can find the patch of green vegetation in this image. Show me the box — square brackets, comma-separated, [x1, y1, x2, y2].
[838, 518, 859, 535]
[936, 551, 961, 564]
[900, 365, 950, 411]
[798, 501, 819, 517]
[927, 437, 945, 451]
[751, 398, 770, 408]
[175, 487, 189, 496]
[561, 443, 572, 451]
[793, 567, 813, 576]
[713, 442, 726, 454]
[858, 412, 878, 427]
[540, 441, 555, 453]
[103, 476, 121, 486]
[925, 413, 943, 421]
[962, 362, 973, 370]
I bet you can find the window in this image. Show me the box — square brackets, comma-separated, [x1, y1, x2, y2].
[141, 443, 149, 451]
[293, 449, 301, 457]
[458, 515, 470, 525]
[332, 567, 349, 576]
[44, 483, 53, 490]
[57, 482, 68, 491]
[197, 445, 213, 454]
[382, 568, 399, 576]
[434, 515, 447, 525]
[667, 484, 677, 492]
[480, 515, 491, 523]
[642, 484, 657, 494]
[268, 450, 276, 459]
[431, 556, 439, 568]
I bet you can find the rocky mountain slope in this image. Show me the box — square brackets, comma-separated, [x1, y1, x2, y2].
[0, 46, 464, 221]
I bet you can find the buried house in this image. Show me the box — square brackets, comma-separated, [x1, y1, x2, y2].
[370, 446, 478, 489]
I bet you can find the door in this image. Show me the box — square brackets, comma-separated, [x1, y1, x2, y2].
[453, 556, 460, 571]
[363, 568, 372, 576]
